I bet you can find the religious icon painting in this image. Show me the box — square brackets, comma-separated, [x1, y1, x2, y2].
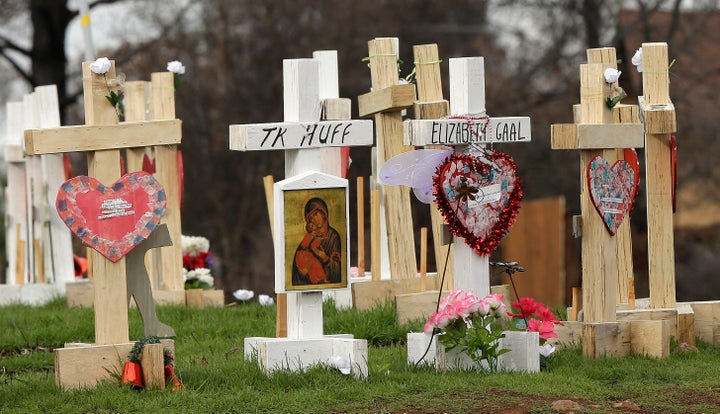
[274, 172, 349, 292]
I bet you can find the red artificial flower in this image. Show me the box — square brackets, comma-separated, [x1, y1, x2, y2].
[527, 318, 558, 340]
[508, 297, 542, 319]
[535, 305, 564, 326]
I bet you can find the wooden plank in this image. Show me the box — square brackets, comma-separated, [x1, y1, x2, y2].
[578, 124, 644, 148]
[551, 123, 644, 149]
[229, 120, 373, 151]
[66, 281, 94, 307]
[351, 275, 441, 310]
[630, 320, 669, 358]
[412, 44, 453, 289]
[582, 322, 630, 358]
[140, 343, 165, 390]
[500, 197, 566, 307]
[357, 177, 365, 275]
[396, 289, 449, 325]
[414, 100, 449, 119]
[185, 289, 204, 308]
[55, 339, 174, 389]
[676, 303, 696, 346]
[641, 43, 677, 310]
[616, 308, 677, 338]
[689, 301, 720, 345]
[404, 117, 532, 146]
[83, 60, 129, 346]
[24, 119, 182, 155]
[357, 84, 416, 117]
[151, 71, 184, 292]
[55, 342, 134, 389]
[368, 38, 417, 280]
[370, 189, 381, 281]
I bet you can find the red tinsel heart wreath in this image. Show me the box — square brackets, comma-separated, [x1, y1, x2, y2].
[432, 151, 523, 256]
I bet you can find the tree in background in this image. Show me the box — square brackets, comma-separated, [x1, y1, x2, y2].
[2, 0, 719, 300]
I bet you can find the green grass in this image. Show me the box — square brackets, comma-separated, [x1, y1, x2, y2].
[1, 298, 720, 413]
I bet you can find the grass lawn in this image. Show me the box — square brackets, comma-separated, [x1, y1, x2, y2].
[1, 297, 719, 413]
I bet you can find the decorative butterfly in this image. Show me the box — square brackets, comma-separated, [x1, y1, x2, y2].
[378, 146, 502, 204]
[378, 148, 453, 203]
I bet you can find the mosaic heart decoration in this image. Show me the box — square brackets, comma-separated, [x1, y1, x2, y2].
[586, 156, 637, 236]
[433, 151, 523, 256]
[56, 171, 167, 262]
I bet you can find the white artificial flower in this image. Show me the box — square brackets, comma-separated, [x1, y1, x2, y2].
[181, 235, 210, 256]
[539, 343, 556, 357]
[186, 267, 212, 284]
[89, 57, 111, 74]
[603, 68, 621, 84]
[327, 356, 351, 375]
[349, 267, 359, 278]
[631, 48, 643, 73]
[258, 294, 274, 306]
[167, 60, 186, 75]
[197, 273, 214, 287]
[233, 289, 254, 301]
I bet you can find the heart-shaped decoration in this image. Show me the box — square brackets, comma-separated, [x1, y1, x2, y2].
[586, 156, 637, 236]
[433, 151, 523, 256]
[56, 171, 166, 262]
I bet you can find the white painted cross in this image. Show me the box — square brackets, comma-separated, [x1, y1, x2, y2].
[404, 57, 531, 296]
[230, 51, 370, 377]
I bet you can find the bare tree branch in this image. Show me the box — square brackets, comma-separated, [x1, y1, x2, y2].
[0, 48, 33, 85]
[0, 33, 31, 56]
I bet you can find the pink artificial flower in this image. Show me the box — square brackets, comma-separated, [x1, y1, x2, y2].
[474, 299, 491, 316]
[527, 318, 558, 340]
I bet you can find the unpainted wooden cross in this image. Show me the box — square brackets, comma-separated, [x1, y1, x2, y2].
[638, 42, 677, 310]
[404, 56, 531, 297]
[229, 51, 373, 339]
[550, 54, 645, 323]
[24, 61, 182, 344]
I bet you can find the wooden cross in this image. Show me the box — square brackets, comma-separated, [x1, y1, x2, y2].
[4, 87, 74, 287]
[358, 37, 418, 280]
[551, 55, 645, 325]
[229, 51, 373, 339]
[404, 56, 531, 297]
[585, 48, 640, 308]
[123, 72, 185, 296]
[24, 61, 182, 345]
[638, 43, 677, 309]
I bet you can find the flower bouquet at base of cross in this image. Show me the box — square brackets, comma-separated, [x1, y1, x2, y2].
[507, 296, 564, 366]
[181, 235, 215, 290]
[424, 290, 510, 372]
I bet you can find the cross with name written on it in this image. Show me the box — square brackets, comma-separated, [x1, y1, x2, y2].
[404, 56, 531, 297]
[406, 115, 530, 146]
[229, 50, 370, 378]
[232, 119, 370, 151]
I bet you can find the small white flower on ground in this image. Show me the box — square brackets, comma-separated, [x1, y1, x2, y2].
[233, 289, 254, 301]
[327, 356, 351, 375]
[539, 343, 556, 357]
[89, 57, 111, 74]
[604, 68, 621, 84]
[167, 60, 186, 75]
[258, 294, 274, 306]
[631, 48, 643, 72]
